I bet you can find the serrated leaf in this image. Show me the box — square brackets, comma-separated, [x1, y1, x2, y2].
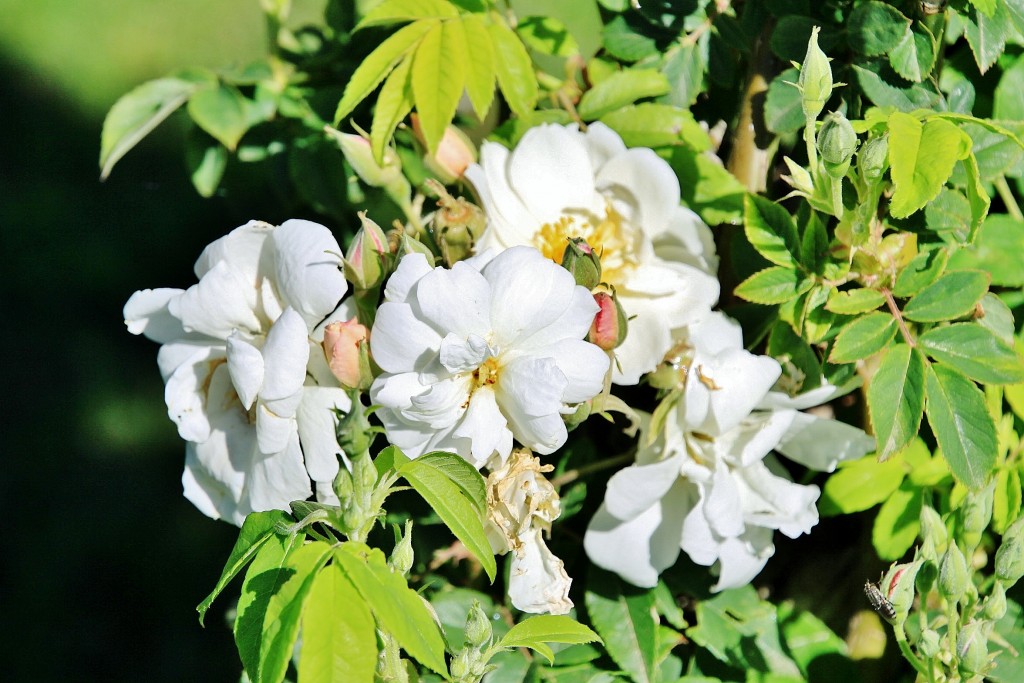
[825, 288, 886, 315]
[847, 1, 911, 56]
[820, 455, 905, 516]
[902, 270, 989, 322]
[299, 564, 377, 683]
[765, 68, 804, 135]
[993, 467, 1022, 534]
[948, 215, 1024, 287]
[412, 19, 468, 154]
[671, 146, 747, 226]
[370, 53, 415, 164]
[187, 83, 250, 151]
[963, 3, 1010, 74]
[334, 543, 448, 676]
[234, 533, 305, 681]
[888, 113, 969, 218]
[407, 451, 486, 514]
[872, 479, 922, 560]
[602, 15, 658, 62]
[994, 54, 1024, 120]
[197, 510, 292, 625]
[830, 312, 898, 363]
[489, 19, 538, 117]
[962, 152, 991, 242]
[853, 64, 943, 112]
[499, 616, 602, 664]
[99, 76, 200, 179]
[584, 570, 658, 683]
[462, 14, 496, 119]
[734, 266, 811, 305]
[799, 212, 829, 274]
[661, 41, 705, 108]
[259, 542, 335, 683]
[599, 103, 706, 149]
[925, 363, 997, 489]
[868, 345, 926, 460]
[577, 69, 670, 120]
[398, 454, 496, 580]
[977, 293, 1015, 344]
[918, 323, 1024, 385]
[893, 248, 949, 297]
[888, 23, 936, 83]
[925, 187, 972, 234]
[356, 0, 458, 28]
[744, 195, 800, 267]
[334, 20, 434, 124]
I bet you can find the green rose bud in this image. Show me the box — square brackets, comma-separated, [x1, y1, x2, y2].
[328, 128, 404, 188]
[984, 582, 1007, 621]
[344, 212, 391, 290]
[561, 237, 602, 290]
[939, 542, 969, 604]
[449, 649, 472, 681]
[858, 135, 889, 182]
[333, 461, 354, 503]
[388, 520, 415, 576]
[956, 620, 990, 678]
[915, 559, 938, 595]
[881, 560, 922, 617]
[563, 399, 592, 431]
[797, 26, 833, 121]
[919, 629, 941, 659]
[995, 516, 1024, 587]
[464, 601, 493, 649]
[335, 390, 377, 460]
[961, 481, 995, 551]
[588, 290, 628, 351]
[919, 506, 947, 561]
[428, 179, 487, 267]
[817, 111, 858, 180]
[397, 232, 436, 262]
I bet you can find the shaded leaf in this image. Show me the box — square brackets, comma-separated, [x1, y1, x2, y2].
[888, 23, 936, 83]
[948, 215, 1024, 287]
[925, 363, 997, 489]
[744, 195, 800, 267]
[187, 83, 249, 151]
[765, 68, 804, 135]
[872, 480, 922, 560]
[853, 64, 944, 111]
[963, 3, 1011, 74]
[584, 570, 658, 683]
[578, 69, 670, 120]
[847, 1, 910, 56]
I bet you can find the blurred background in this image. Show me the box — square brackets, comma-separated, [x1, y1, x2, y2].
[1, 2, 332, 680]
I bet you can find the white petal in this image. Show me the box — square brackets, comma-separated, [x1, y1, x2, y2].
[737, 457, 820, 538]
[716, 410, 795, 468]
[124, 288, 190, 343]
[170, 259, 262, 338]
[466, 142, 537, 247]
[257, 403, 297, 455]
[686, 349, 781, 436]
[297, 386, 351, 481]
[603, 454, 684, 520]
[652, 206, 719, 274]
[417, 260, 491, 337]
[439, 333, 492, 374]
[515, 285, 600, 353]
[259, 309, 310, 417]
[582, 122, 627, 169]
[453, 387, 513, 467]
[498, 355, 567, 418]
[711, 528, 775, 592]
[194, 220, 273, 282]
[370, 302, 443, 374]
[484, 247, 576, 347]
[759, 375, 863, 410]
[384, 252, 433, 304]
[507, 528, 573, 615]
[685, 311, 744, 355]
[546, 338, 609, 404]
[247, 430, 313, 512]
[596, 147, 680, 235]
[508, 124, 596, 224]
[183, 443, 246, 526]
[407, 376, 470, 429]
[272, 219, 348, 330]
[776, 412, 875, 472]
[226, 332, 265, 410]
[704, 465, 745, 538]
[164, 350, 225, 442]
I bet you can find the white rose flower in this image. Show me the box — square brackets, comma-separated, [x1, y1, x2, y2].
[124, 219, 352, 525]
[369, 246, 610, 468]
[485, 449, 573, 615]
[465, 122, 720, 385]
[584, 313, 875, 590]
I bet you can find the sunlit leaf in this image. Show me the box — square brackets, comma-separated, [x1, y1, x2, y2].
[868, 344, 926, 460]
[829, 312, 898, 363]
[299, 565, 377, 683]
[924, 363, 997, 489]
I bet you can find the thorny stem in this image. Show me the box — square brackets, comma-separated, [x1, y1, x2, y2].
[995, 176, 1024, 221]
[551, 452, 635, 488]
[882, 288, 915, 347]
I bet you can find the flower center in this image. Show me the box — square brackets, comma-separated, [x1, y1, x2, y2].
[532, 204, 638, 286]
[472, 356, 501, 390]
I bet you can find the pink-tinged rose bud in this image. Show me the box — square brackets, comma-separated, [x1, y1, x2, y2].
[588, 291, 628, 351]
[326, 127, 404, 187]
[411, 114, 477, 183]
[323, 318, 372, 390]
[344, 212, 391, 290]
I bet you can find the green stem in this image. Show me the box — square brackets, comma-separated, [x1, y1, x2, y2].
[883, 288, 915, 347]
[995, 176, 1023, 222]
[830, 175, 844, 219]
[894, 621, 931, 678]
[804, 117, 819, 177]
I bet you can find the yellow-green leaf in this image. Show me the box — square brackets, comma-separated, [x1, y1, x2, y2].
[462, 14, 496, 119]
[888, 112, 970, 218]
[370, 54, 415, 165]
[299, 565, 377, 683]
[925, 362, 997, 489]
[488, 18, 538, 117]
[356, 0, 458, 29]
[412, 19, 468, 154]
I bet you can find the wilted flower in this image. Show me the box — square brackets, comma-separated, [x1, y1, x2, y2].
[369, 246, 609, 467]
[584, 313, 874, 590]
[465, 123, 719, 385]
[124, 219, 352, 524]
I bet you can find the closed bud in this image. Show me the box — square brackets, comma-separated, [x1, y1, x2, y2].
[561, 237, 602, 290]
[344, 213, 391, 290]
[464, 601, 493, 649]
[449, 649, 472, 680]
[919, 629, 941, 659]
[817, 111, 857, 179]
[397, 233, 436, 262]
[920, 506, 947, 559]
[323, 318, 373, 391]
[427, 180, 487, 266]
[939, 542, 969, 603]
[859, 135, 889, 181]
[333, 462, 354, 503]
[961, 482, 995, 550]
[797, 26, 833, 121]
[411, 115, 477, 183]
[995, 516, 1024, 587]
[352, 450, 378, 500]
[916, 559, 938, 595]
[956, 620, 989, 678]
[882, 560, 921, 616]
[563, 400, 592, 430]
[335, 390, 376, 459]
[984, 582, 1007, 621]
[328, 128, 404, 187]
[588, 290, 628, 351]
[389, 520, 415, 576]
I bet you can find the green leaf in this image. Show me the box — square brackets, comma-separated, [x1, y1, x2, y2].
[977, 293, 1016, 344]
[829, 312, 898, 363]
[868, 345, 926, 460]
[370, 53, 415, 165]
[334, 20, 434, 124]
[412, 19, 468, 154]
[992, 467, 1022, 535]
[462, 14, 496, 119]
[334, 543, 448, 676]
[356, 0, 458, 28]
[584, 570, 658, 683]
[872, 479, 922, 560]
[185, 129, 228, 198]
[234, 532, 305, 681]
[197, 510, 292, 626]
[852, 64, 943, 111]
[847, 1, 911, 56]
[99, 76, 200, 179]
[825, 288, 885, 315]
[994, 54, 1024, 121]
[902, 270, 990, 323]
[670, 147, 747, 226]
[765, 68, 805, 135]
[489, 19, 538, 117]
[299, 564, 377, 683]
[734, 267, 811, 305]
[517, 16, 579, 57]
[577, 69, 670, 120]
[768, 320, 822, 390]
[599, 103, 707, 149]
[259, 542, 335, 683]
[776, 603, 851, 679]
[601, 15, 658, 62]
[924, 187, 972, 234]
[963, 2, 1011, 74]
[187, 82, 249, 151]
[970, 0, 998, 16]
[925, 363, 997, 489]
[961, 153, 991, 243]
[893, 248, 949, 297]
[744, 195, 800, 268]
[661, 42, 705, 108]
[919, 323, 1024, 385]
[820, 455, 905, 516]
[499, 616, 602, 664]
[888, 112, 969, 218]
[948, 216, 1024, 287]
[799, 211, 829, 274]
[407, 451, 486, 514]
[398, 454, 496, 580]
[888, 23, 936, 83]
